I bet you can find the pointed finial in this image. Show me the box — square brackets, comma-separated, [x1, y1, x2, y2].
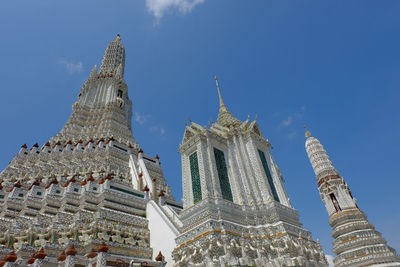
[115, 34, 121, 42]
[304, 125, 311, 138]
[214, 76, 226, 111]
[89, 65, 97, 79]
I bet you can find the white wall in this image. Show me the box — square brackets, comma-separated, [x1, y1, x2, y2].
[146, 201, 179, 267]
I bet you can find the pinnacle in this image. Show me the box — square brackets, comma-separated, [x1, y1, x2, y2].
[214, 76, 241, 128]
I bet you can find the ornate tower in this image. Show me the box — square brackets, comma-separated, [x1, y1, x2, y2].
[305, 130, 400, 267]
[0, 35, 178, 266]
[52, 34, 134, 144]
[172, 77, 328, 267]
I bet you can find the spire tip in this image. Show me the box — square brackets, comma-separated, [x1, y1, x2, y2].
[304, 125, 311, 138]
[214, 75, 226, 111]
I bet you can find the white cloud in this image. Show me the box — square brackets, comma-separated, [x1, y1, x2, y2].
[146, 0, 206, 20]
[326, 254, 334, 267]
[288, 131, 297, 139]
[58, 59, 83, 74]
[150, 125, 166, 136]
[134, 112, 149, 125]
[281, 116, 293, 127]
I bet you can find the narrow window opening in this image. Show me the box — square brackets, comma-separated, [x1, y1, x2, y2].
[329, 193, 341, 212]
[189, 152, 202, 204]
[214, 148, 233, 202]
[117, 89, 123, 98]
[258, 150, 280, 202]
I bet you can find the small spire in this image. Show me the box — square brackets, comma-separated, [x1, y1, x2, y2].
[155, 251, 164, 261]
[304, 125, 311, 138]
[115, 33, 121, 42]
[89, 65, 97, 79]
[215, 76, 227, 113]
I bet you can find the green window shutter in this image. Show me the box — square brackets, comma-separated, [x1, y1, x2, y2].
[213, 148, 233, 202]
[258, 150, 280, 202]
[189, 152, 202, 204]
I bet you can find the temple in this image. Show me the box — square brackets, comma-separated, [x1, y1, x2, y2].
[305, 129, 400, 266]
[0, 35, 178, 267]
[170, 77, 329, 266]
[6, 35, 395, 266]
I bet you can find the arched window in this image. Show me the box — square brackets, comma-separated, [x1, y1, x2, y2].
[117, 89, 123, 98]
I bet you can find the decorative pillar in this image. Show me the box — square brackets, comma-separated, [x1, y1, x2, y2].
[138, 149, 144, 160]
[96, 242, 109, 267]
[32, 248, 46, 267]
[151, 178, 157, 201]
[65, 245, 77, 267]
[2, 250, 18, 267]
[57, 250, 66, 267]
[86, 248, 98, 267]
[143, 185, 150, 201]
[138, 172, 143, 191]
[158, 190, 165, 206]
[6, 234, 14, 249]
[155, 251, 167, 267]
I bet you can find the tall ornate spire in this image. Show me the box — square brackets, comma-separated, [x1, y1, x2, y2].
[215, 76, 227, 113]
[99, 34, 125, 77]
[305, 130, 400, 267]
[214, 76, 241, 128]
[51, 35, 134, 144]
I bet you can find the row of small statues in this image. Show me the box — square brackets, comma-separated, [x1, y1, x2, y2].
[0, 224, 150, 249]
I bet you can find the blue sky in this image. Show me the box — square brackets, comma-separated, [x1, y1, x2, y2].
[0, 0, 399, 260]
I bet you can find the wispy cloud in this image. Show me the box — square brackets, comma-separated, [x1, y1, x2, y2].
[326, 254, 334, 267]
[288, 131, 297, 139]
[280, 116, 293, 128]
[134, 112, 149, 125]
[146, 0, 206, 20]
[277, 105, 307, 139]
[133, 111, 166, 136]
[150, 125, 166, 136]
[58, 59, 83, 74]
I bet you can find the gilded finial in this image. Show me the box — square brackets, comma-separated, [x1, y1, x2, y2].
[214, 76, 226, 111]
[304, 125, 311, 138]
[115, 34, 121, 42]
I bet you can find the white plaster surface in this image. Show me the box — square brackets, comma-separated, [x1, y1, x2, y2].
[146, 200, 179, 267]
